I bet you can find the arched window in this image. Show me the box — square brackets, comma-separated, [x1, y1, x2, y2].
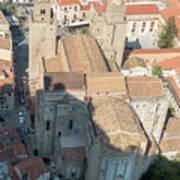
[150, 21, 155, 32]
[141, 22, 146, 32]
[82, 12, 86, 18]
[131, 22, 136, 33]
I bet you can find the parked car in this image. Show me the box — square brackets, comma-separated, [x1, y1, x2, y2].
[18, 86, 25, 105]
[18, 110, 24, 123]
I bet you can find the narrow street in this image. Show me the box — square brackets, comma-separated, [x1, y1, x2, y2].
[9, 16, 36, 154]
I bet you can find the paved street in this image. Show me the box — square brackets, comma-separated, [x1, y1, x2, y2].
[0, 10, 37, 154]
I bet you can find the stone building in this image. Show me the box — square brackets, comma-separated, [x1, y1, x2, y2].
[35, 72, 88, 179]
[28, 0, 57, 95]
[90, 0, 127, 68]
[125, 4, 164, 49]
[160, 117, 180, 159]
[127, 48, 180, 65]
[0, 12, 14, 111]
[52, 0, 82, 25]
[28, 1, 171, 179]
[0, 11, 11, 37]
[85, 97, 149, 180]
[126, 76, 169, 143]
[15, 156, 50, 180]
[121, 57, 152, 77]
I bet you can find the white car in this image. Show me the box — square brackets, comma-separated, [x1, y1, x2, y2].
[18, 111, 24, 123]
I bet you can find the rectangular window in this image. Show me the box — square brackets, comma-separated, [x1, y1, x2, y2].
[83, 12, 86, 18]
[73, 14, 77, 19]
[64, 15, 67, 20]
[131, 22, 136, 33]
[150, 21, 155, 32]
[22, 174, 28, 180]
[68, 120, 73, 130]
[40, 9, 46, 14]
[141, 22, 146, 33]
[46, 121, 50, 130]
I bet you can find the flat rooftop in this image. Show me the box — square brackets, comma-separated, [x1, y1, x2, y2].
[44, 72, 85, 92]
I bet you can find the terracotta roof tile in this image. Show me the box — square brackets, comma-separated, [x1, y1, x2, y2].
[94, 4, 106, 15]
[0, 60, 12, 71]
[165, 117, 180, 135]
[62, 34, 107, 73]
[90, 97, 147, 152]
[130, 48, 180, 54]
[16, 157, 50, 180]
[0, 36, 10, 49]
[160, 0, 180, 38]
[163, 76, 180, 101]
[160, 117, 180, 152]
[165, 138, 180, 152]
[81, 3, 91, 10]
[126, 4, 160, 15]
[101, 0, 107, 4]
[13, 142, 27, 156]
[86, 72, 127, 94]
[0, 11, 9, 25]
[8, 165, 20, 180]
[56, 0, 80, 6]
[126, 76, 163, 98]
[154, 55, 180, 69]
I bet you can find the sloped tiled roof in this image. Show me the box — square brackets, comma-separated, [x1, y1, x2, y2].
[89, 97, 147, 152]
[154, 55, 180, 69]
[160, 117, 180, 152]
[62, 34, 108, 73]
[126, 4, 160, 15]
[126, 76, 163, 98]
[94, 4, 107, 15]
[130, 48, 180, 54]
[56, 0, 80, 6]
[160, 0, 180, 38]
[86, 72, 127, 94]
[81, 2, 91, 10]
[0, 36, 10, 49]
[16, 157, 50, 180]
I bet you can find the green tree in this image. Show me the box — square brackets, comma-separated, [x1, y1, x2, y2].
[6, 4, 16, 15]
[169, 106, 175, 114]
[81, 27, 89, 35]
[152, 65, 162, 77]
[142, 155, 180, 180]
[158, 16, 178, 48]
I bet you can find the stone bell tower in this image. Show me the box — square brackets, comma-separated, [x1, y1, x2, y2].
[28, 0, 57, 95]
[91, 0, 126, 69]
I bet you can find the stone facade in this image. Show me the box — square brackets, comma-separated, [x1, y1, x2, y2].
[28, 0, 57, 95]
[125, 4, 165, 49]
[90, 0, 126, 68]
[85, 97, 149, 180]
